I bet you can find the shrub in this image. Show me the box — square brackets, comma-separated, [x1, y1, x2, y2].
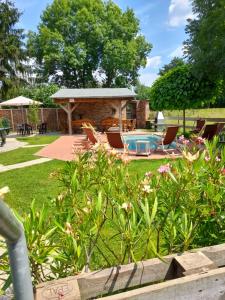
[1, 139, 225, 288]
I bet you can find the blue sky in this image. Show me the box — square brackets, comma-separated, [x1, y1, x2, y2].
[14, 0, 193, 86]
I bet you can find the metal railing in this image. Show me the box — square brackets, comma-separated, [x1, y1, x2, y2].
[0, 198, 34, 300]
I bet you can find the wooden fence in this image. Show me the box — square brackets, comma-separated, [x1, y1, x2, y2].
[36, 243, 225, 300]
[0, 108, 68, 132]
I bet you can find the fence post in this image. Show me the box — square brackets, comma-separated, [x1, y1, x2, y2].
[10, 109, 14, 131]
[56, 108, 59, 130]
[0, 198, 34, 300]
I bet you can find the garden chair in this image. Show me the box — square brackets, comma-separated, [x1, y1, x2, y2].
[38, 122, 47, 134]
[153, 126, 179, 152]
[190, 119, 205, 134]
[201, 124, 218, 141]
[215, 123, 225, 135]
[106, 132, 126, 152]
[82, 127, 98, 145]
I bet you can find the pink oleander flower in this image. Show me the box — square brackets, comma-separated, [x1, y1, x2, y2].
[205, 156, 210, 162]
[158, 163, 171, 174]
[196, 137, 205, 145]
[178, 135, 185, 141]
[145, 171, 153, 178]
[182, 139, 190, 145]
[216, 156, 221, 162]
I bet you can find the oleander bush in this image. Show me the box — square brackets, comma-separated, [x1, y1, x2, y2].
[1, 138, 225, 289]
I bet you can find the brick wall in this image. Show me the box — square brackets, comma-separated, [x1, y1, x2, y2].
[0, 100, 148, 132]
[136, 100, 149, 128]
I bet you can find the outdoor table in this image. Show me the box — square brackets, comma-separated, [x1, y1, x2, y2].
[136, 140, 151, 156]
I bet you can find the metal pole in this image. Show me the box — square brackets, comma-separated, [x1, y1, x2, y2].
[0, 199, 34, 300]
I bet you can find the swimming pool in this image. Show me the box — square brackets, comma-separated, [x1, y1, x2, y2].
[123, 134, 176, 151]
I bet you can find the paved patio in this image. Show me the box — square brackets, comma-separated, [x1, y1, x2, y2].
[36, 133, 181, 161]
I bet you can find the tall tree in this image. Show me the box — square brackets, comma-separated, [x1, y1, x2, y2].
[27, 0, 151, 88]
[158, 57, 185, 76]
[0, 0, 25, 99]
[149, 65, 216, 132]
[184, 0, 225, 82]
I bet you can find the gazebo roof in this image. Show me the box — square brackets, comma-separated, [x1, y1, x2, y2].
[51, 88, 136, 99]
[0, 96, 41, 107]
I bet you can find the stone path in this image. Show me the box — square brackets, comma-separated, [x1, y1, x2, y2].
[22, 144, 49, 148]
[0, 157, 52, 173]
[0, 137, 27, 153]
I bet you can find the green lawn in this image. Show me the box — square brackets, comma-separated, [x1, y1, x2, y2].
[0, 158, 167, 213]
[0, 160, 65, 213]
[17, 134, 59, 145]
[0, 146, 43, 165]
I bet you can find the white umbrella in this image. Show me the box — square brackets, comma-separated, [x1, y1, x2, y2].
[0, 96, 42, 123]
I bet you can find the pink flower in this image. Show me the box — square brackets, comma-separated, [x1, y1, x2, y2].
[221, 168, 225, 175]
[178, 135, 189, 145]
[196, 137, 205, 145]
[178, 135, 185, 142]
[216, 156, 221, 162]
[158, 163, 171, 174]
[205, 156, 210, 162]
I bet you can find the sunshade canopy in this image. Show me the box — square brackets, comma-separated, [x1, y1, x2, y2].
[0, 96, 42, 107]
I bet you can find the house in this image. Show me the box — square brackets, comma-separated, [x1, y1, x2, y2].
[51, 88, 149, 134]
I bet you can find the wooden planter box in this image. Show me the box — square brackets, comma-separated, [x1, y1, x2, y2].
[35, 243, 225, 300]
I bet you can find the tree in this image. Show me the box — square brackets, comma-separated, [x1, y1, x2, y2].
[158, 57, 185, 76]
[184, 0, 225, 82]
[149, 65, 216, 132]
[0, 0, 25, 99]
[27, 0, 151, 88]
[135, 82, 150, 100]
[27, 103, 39, 130]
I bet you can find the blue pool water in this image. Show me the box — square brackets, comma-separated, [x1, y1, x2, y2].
[123, 134, 176, 151]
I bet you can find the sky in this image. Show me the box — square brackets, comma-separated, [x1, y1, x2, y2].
[14, 0, 194, 86]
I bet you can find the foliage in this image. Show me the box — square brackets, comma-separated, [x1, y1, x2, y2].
[184, 0, 225, 83]
[14, 83, 59, 107]
[1, 139, 225, 289]
[149, 64, 216, 131]
[158, 57, 185, 76]
[27, 0, 151, 88]
[150, 65, 215, 111]
[27, 103, 40, 128]
[135, 82, 150, 100]
[0, 117, 10, 128]
[0, 0, 25, 99]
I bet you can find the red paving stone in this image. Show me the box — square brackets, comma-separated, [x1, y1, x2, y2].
[36, 135, 85, 161]
[36, 134, 181, 162]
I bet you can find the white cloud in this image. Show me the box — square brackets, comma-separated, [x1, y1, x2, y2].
[169, 45, 184, 58]
[146, 56, 162, 69]
[139, 73, 159, 87]
[168, 0, 194, 27]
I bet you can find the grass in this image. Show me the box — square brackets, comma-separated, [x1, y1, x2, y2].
[1, 158, 167, 213]
[17, 134, 59, 145]
[0, 146, 42, 166]
[0, 160, 65, 213]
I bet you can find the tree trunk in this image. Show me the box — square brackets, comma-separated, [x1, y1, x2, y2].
[183, 109, 186, 134]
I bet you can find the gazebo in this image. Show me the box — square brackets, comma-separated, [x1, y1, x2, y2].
[51, 88, 137, 134]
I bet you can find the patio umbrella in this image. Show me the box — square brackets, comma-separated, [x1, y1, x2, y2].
[0, 96, 42, 123]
